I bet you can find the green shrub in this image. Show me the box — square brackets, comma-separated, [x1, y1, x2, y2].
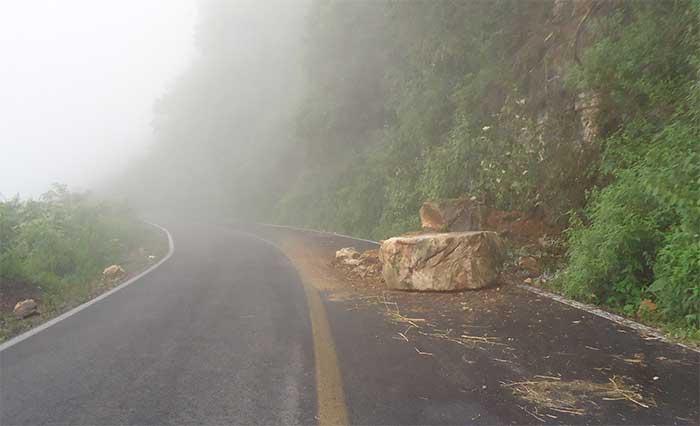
[653, 229, 700, 327]
[560, 0, 700, 332]
[562, 121, 699, 326]
[0, 184, 156, 310]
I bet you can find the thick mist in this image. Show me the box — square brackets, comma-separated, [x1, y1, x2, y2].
[0, 1, 196, 198]
[111, 0, 308, 220]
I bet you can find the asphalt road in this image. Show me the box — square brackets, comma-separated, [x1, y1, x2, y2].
[1, 224, 316, 425]
[2, 222, 698, 425]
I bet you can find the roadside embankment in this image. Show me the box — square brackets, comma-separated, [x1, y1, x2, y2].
[0, 187, 170, 342]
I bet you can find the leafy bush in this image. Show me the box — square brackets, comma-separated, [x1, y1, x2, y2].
[0, 184, 158, 310]
[278, 1, 598, 239]
[563, 121, 699, 325]
[560, 1, 700, 331]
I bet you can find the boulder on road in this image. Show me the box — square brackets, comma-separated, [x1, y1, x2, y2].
[380, 231, 504, 291]
[14, 299, 38, 319]
[103, 264, 126, 280]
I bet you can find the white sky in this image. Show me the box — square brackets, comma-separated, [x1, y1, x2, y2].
[0, 0, 197, 198]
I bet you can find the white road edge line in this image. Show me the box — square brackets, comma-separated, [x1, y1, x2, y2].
[258, 223, 379, 245]
[260, 223, 698, 353]
[518, 283, 699, 353]
[0, 221, 175, 353]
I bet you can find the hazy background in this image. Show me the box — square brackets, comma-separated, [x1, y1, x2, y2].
[0, 0, 197, 198]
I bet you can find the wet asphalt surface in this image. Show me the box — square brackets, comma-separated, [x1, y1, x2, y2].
[252, 225, 700, 426]
[1, 224, 316, 425]
[2, 222, 699, 425]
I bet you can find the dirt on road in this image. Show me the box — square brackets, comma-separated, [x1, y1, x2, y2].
[253, 225, 699, 425]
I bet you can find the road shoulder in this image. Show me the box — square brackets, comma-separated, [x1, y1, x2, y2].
[0, 222, 173, 349]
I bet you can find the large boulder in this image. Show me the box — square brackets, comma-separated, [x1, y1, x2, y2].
[14, 299, 38, 319]
[419, 198, 487, 232]
[380, 231, 504, 291]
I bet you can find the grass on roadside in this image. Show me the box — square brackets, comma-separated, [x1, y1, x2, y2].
[0, 184, 168, 342]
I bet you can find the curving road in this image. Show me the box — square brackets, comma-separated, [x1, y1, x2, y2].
[1, 224, 317, 425]
[2, 222, 698, 426]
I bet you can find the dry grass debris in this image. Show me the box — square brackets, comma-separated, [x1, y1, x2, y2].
[377, 293, 504, 348]
[502, 375, 655, 417]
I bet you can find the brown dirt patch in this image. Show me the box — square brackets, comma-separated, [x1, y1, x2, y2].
[277, 235, 384, 293]
[484, 209, 562, 243]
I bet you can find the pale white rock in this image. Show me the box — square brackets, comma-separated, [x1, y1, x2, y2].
[344, 258, 362, 267]
[335, 247, 360, 261]
[380, 231, 504, 291]
[14, 299, 38, 319]
[103, 264, 125, 280]
[575, 91, 602, 145]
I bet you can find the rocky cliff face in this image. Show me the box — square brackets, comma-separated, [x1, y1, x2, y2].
[470, 0, 614, 226]
[507, 0, 608, 145]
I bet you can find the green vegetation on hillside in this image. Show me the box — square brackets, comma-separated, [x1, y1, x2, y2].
[559, 1, 700, 336]
[117, 0, 699, 337]
[0, 184, 167, 340]
[277, 0, 594, 238]
[282, 0, 699, 337]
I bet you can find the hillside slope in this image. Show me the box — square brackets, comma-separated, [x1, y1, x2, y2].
[115, 0, 699, 337]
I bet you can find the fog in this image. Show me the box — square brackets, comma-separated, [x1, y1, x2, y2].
[0, 1, 197, 198]
[107, 0, 308, 219]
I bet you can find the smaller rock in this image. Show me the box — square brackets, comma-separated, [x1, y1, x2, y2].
[335, 247, 360, 261]
[523, 278, 533, 284]
[353, 265, 368, 277]
[345, 258, 362, 267]
[518, 256, 541, 277]
[14, 299, 38, 319]
[103, 264, 126, 280]
[336, 248, 383, 279]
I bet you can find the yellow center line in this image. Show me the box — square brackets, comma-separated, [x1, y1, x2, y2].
[302, 281, 350, 426]
[244, 233, 349, 426]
